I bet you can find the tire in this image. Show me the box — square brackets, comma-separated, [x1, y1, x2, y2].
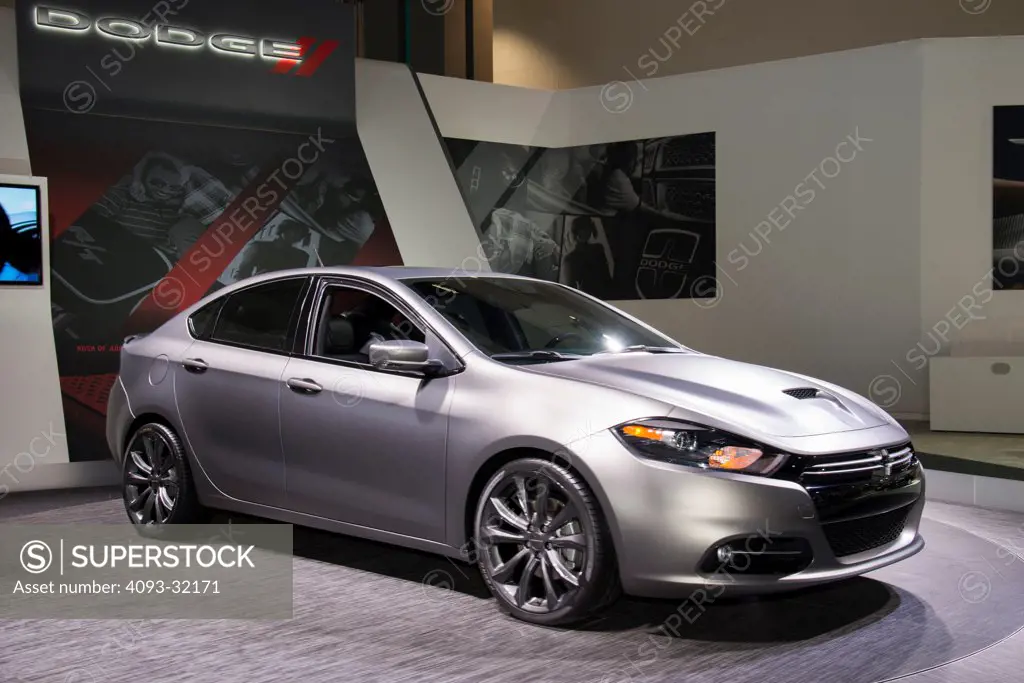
[474, 457, 621, 626]
[121, 422, 205, 525]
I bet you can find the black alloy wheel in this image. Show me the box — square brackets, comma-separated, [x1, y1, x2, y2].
[122, 422, 203, 525]
[474, 458, 620, 625]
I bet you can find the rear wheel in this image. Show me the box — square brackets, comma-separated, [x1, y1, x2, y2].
[474, 458, 620, 625]
[122, 422, 204, 525]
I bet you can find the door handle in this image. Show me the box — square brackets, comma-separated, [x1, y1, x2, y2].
[182, 358, 209, 374]
[286, 377, 323, 394]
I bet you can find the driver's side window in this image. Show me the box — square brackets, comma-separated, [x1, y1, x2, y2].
[312, 285, 425, 365]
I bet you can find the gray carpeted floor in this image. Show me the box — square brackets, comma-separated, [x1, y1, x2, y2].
[0, 493, 1022, 683]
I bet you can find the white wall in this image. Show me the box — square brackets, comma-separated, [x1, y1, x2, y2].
[425, 41, 929, 416]
[920, 37, 1024, 356]
[0, 8, 29, 175]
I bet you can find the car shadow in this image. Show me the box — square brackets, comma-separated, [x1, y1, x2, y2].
[210, 510, 902, 641]
[578, 578, 900, 643]
[208, 510, 494, 599]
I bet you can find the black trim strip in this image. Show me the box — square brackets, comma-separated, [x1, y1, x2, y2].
[491, 147, 544, 217]
[406, 64, 477, 230]
[917, 451, 1024, 483]
[465, 0, 475, 80]
[399, 0, 410, 64]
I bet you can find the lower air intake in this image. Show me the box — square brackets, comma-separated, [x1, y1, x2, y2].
[822, 505, 912, 558]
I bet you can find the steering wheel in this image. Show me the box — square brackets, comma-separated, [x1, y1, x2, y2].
[543, 332, 586, 349]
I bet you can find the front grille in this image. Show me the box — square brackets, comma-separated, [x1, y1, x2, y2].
[800, 444, 916, 485]
[822, 505, 912, 557]
[774, 444, 921, 522]
[783, 388, 819, 399]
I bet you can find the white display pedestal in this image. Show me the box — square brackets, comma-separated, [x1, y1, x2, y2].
[930, 356, 1024, 434]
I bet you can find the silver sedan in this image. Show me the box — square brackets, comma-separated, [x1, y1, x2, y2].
[107, 267, 925, 625]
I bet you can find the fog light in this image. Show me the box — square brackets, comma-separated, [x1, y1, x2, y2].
[700, 537, 814, 576]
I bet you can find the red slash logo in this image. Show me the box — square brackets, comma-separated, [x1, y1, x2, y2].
[271, 37, 340, 76]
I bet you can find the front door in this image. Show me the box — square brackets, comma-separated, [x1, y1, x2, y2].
[279, 282, 453, 541]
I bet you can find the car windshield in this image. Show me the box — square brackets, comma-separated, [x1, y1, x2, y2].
[401, 277, 685, 362]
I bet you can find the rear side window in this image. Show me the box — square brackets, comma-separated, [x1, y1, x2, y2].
[210, 278, 306, 352]
[187, 300, 222, 339]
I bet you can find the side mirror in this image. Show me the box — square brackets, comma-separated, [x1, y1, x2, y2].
[368, 340, 444, 375]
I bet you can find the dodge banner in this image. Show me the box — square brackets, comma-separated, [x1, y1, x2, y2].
[18, 0, 355, 133]
[18, 0, 403, 462]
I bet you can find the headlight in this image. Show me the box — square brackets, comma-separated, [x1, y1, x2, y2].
[613, 419, 787, 475]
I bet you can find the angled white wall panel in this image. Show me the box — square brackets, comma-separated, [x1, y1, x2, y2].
[418, 74, 566, 147]
[356, 59, 487, 272]
[0, 7, 29, 175]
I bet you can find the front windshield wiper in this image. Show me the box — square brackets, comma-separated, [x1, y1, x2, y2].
[593, 345, 685, 355]
[491, 350, 582, 362]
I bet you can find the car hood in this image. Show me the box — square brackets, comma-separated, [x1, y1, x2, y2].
[526, 353, 892, 438]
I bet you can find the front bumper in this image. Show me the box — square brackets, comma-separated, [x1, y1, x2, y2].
[569, 427, 925, 598]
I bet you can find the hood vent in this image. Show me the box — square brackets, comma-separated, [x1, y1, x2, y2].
[783, 388, 820, 400]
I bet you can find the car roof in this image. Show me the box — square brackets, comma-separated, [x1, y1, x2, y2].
[223, 266, 531, 287]
[359, 266, 520, 281]
[189, 266, 535, 308]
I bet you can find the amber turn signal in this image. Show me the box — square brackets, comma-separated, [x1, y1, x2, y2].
[708, 446, 764, 470]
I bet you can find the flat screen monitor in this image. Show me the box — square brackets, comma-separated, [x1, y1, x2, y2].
[0, 182, 43, 285]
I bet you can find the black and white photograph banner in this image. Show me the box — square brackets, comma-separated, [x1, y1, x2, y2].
[445, 133, 716, 301]
[992, 106, 1024, 290]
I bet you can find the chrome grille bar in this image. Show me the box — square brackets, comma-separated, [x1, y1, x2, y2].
[801, 445, 915, 478]
[804, 465, 882, 477]
[808, 455, 883, 470]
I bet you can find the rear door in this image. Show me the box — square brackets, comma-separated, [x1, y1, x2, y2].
[173, 276, 308, 509]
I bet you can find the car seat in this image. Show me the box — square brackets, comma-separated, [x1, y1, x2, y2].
[323, 317, 367, 362]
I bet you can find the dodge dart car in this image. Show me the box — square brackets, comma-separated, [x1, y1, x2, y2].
[107, 267, 925, 625]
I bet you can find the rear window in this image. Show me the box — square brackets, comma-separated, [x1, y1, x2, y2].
[209, 278, 306, 352]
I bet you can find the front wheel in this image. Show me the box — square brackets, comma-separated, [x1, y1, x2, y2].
[122, 422, 204, 525]
[474, 458, 620, 626]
